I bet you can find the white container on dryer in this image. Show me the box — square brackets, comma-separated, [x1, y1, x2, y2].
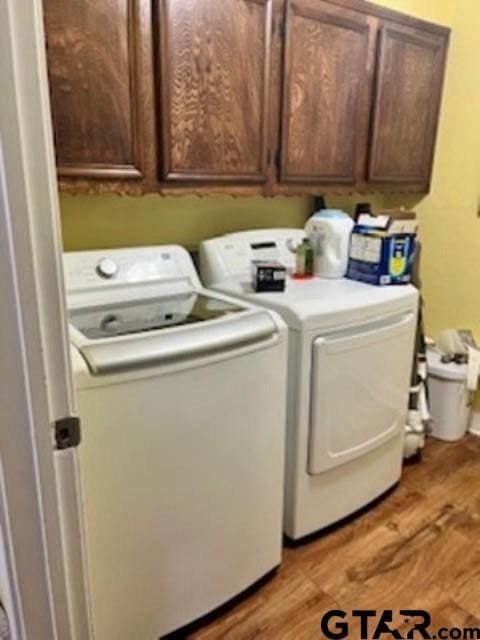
[305, 210, 354, 278]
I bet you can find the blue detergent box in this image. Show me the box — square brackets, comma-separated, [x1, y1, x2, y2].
[347, 227, 416, 286]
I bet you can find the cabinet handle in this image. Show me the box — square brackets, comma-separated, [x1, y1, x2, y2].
[272, 16, 285, 38]
[268, 149, 281, 168]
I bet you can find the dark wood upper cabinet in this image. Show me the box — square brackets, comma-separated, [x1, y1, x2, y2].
[44, 0, 450, 195]
[368, 23, 448, 188]
[156, 0, 273, 184]
[280, 0, 373, 185]
[44, 0, 156, 183]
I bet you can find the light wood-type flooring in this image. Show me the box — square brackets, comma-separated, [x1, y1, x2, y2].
[185, 436, 480, 639]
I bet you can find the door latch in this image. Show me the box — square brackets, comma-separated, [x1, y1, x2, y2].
[54, 416, 81, 450]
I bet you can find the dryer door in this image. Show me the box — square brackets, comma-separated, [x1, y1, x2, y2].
[308, 310, 416, 475]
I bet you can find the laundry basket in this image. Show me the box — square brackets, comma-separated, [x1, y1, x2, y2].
[427, 349, 471, 441]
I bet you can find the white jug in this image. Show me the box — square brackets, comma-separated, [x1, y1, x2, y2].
[305, 210, 354, 278]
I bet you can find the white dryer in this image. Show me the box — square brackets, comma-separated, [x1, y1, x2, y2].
[64, 245, 287, 639]
[200, 229, 419, 540]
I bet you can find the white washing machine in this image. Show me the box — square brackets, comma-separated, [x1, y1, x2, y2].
[200, 229, 419, 540]
[64, 245, 287, 639]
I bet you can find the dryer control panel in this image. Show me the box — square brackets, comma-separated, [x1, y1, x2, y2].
[200, 229, 305, 285]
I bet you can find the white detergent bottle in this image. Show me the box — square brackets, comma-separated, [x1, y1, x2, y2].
[305, 209, 354, 278]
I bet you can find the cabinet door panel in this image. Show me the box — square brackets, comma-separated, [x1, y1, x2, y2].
[158, 0, 272, 183]
[368, 25, 448, 186]
[44, 0, 153, 180]
[281, 1, 372, 184]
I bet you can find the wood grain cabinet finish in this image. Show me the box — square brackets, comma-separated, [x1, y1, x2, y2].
[157, 0, 273, 184]
[280, 0, 373, 186]
[368, 23, 449, 189]
[44, 0, 156, 182]
[44, 0, 450, 195]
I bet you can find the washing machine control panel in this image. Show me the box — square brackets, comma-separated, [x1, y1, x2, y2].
[64, 246, 201, 293]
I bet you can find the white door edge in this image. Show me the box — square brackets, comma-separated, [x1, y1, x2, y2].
[0, 0, 90, 638]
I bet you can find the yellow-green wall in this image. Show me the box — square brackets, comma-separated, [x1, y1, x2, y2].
[60, 0, 480, 341]
[60, 195, 312, 252]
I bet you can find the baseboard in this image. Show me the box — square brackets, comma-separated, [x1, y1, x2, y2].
[469, 409, 480, 437]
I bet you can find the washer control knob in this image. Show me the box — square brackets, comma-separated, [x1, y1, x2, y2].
[96, 258, 118, 279]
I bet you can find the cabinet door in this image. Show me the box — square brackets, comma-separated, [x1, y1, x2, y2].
[280, 0, 373, 185]
[368, 24, 449, 188]
[157, 0, 273, 184]
[44, 0, 155, 181]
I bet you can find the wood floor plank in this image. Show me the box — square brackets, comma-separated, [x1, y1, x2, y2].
[317, 527, 468, 611]
[190, 570, 337, 639]
[448, 542, 480, 620]
[282, 483, 423, 576]
[402, 436, 479, 494]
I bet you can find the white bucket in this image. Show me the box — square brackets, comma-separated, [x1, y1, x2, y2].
[427, 349, 471, 442]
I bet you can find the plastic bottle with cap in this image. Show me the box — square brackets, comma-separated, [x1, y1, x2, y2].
[294, 238, 314, 279]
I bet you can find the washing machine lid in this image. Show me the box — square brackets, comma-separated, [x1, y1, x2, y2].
[213, 276, 419, 332]
[69, 292, 245, 340]
[69, 291, 281, 375]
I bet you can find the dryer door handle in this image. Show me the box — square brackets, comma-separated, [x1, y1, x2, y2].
[319, 311, 416, 352]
